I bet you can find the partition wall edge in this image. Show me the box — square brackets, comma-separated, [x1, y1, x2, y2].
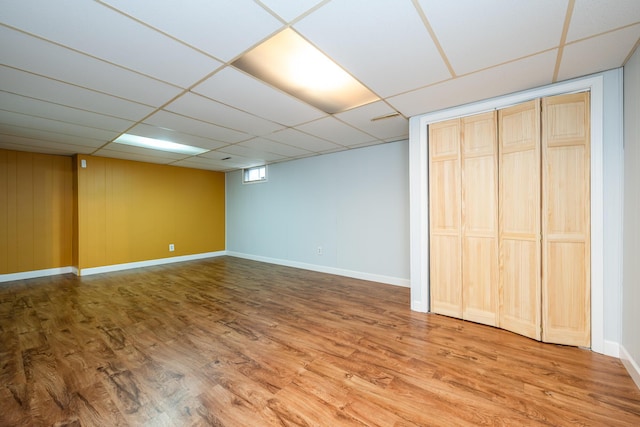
[409, 116, 429, 311]
[409, 73, 612, 356]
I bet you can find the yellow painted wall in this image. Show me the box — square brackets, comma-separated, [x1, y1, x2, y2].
[0, 149, 73, 274]
[76, 155, 225, 270]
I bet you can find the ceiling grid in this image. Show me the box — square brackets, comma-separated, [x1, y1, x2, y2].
[0, 0, 638, 171]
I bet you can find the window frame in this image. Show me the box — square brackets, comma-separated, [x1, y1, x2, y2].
[242, 165, 268, 184]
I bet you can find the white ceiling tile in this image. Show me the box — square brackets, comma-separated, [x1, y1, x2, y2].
[568, 0, 640, 42]
[267, 128, 343, 152]
[93, 149, 183, 165]
[193, 67, 326, 126]
[259, 0, 325, 22]
[96, 143, 190, 160]
[2, 0, 221, 87]
[335, 102, 408, 140]
[296, 116, 378, 146]
[287, 152, 319, 162]
[165, 93, 284, 136]
[384, 136, 409, 143]
[216, 144, 286, 162]
[0, 66, 154, 121]
[0, 134, 98, 155]
[316, 146, 348, 155]
[419, 0, 567, 76]
[558, 24, 640, 81]
[388, 50, 557, 117]
[169, 158, 232, 172]
[0, 27, 182, 107]
[348, 140, 388, 150]
[100, 0, 283, 62]
[294, 0, 451, 98]
[198, 151, 237, 162]
[144, 110, 250, 144]
[197, 152, 262, 169]
[124, 123, 228, 151]
[238, 137, 312, 157]
[0, 124, 106, 149]
[0, 110, 120, 143]
[0, 92, 134, 132]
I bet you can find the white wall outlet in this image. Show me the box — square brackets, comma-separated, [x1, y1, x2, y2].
[169, 244, 175, 252]
[317, 246, 323, 255]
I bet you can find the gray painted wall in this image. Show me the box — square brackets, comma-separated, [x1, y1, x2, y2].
[623, 47, 640, 383]
[226, 140, 410, 285]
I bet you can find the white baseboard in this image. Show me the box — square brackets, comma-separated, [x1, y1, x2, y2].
[0, 266, 75, 283]
[0, 252, 408, 287]
[227, 251, 410, 288]
[411, 300, 428, 312]
[604, 340, 620, 358]
[620, 345, 640, 390]
[0, 252, 228, 282]
[78, 251, 227, 276]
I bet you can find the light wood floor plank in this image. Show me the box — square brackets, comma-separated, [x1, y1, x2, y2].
[0, 256, 639, 426]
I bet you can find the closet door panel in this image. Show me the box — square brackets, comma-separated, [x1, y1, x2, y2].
[462, 236, 497, 325]
[429, 119, 462, 318]
[542, 93, 590, 347]
[464, 155, 496, 233]
[501, 150, 540, 235]
[461, 112, 498, 326]
[545, 242, 589, 344]
[500, 239, 540, 339]
[430, 160, 460, 231]
[546, 146, 588, 234]
[499, 100, 541, 341]
[431, 235, 462, 317]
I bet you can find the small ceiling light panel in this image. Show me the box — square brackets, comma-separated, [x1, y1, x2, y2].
[114, 134, 208, 155]
[233, 28, 379, 114]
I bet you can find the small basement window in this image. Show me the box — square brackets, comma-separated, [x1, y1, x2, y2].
[243, 165, 267, 183]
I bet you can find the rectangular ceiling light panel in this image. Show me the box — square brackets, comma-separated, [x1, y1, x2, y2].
[114, 133, 209, 155]
[233, 28, 379, 114]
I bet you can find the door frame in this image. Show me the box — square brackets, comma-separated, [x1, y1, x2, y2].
[409, 73, 612, 355]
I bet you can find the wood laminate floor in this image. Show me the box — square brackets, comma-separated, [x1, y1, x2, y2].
[1, 256, 639, 426]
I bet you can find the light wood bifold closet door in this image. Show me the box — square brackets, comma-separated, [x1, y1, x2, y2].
[429, 118, 462, 318]
[429, 113, 498, 325]
[461, 112, 498, 326]
[428, 93, 591, 348]
[498, 100, 542, 341]
[542, 92, 591, 347]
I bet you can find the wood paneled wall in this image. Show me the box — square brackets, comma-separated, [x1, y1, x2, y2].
[0, 149, 73, 274]
[0, 149, 226, 275]
[76, 155, 225, 270]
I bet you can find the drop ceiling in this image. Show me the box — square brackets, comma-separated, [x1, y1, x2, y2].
[1, 0, 639, 172]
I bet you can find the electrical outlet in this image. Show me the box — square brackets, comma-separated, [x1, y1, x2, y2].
[169, 244, 175, 252]
[317, 246, 323, 255]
